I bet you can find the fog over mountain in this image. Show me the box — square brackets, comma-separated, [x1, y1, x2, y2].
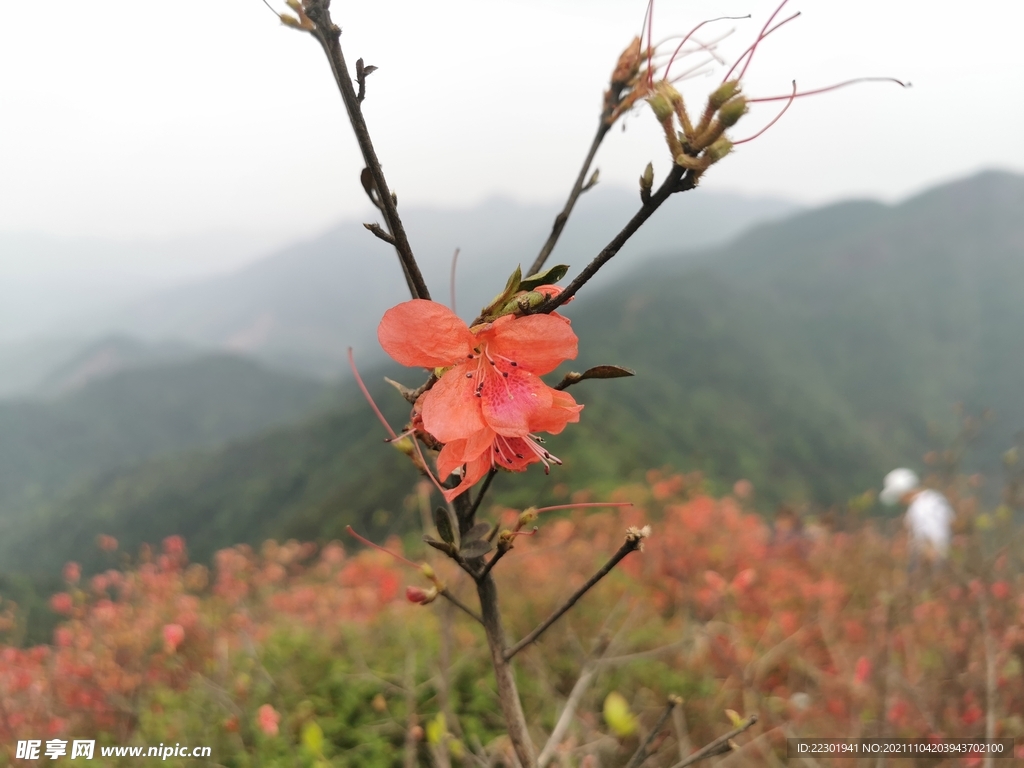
[57, 188, 796, 377]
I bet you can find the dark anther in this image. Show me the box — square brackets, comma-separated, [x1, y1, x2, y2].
[510, 361, 518, 366]
[502, 372, 509, 378]
[466, 373, 473, 378]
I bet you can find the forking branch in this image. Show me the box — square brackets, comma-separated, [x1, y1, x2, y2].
[298, 0, 432, 301]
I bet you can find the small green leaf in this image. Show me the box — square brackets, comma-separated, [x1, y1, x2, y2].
[302, 721, 324, 756]
[425, 713, 446, 745]
[463, 522, 491, 542]
[520, 264, 569, 292]
[423, 535, 454, 555]
[603, 691, 638, 738]
[555, 365, 635, 390]
[481, 265, 523, 317]
[434, 507, 455, 545]
[460, 538, 494, 559]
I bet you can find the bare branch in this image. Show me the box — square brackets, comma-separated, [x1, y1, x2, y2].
[504, 530, 647, 661]
[302, 1, 431, 300]
[537, 636, 612, 767]
[533, 164, 694, 314]
[626, 696, 681, 768]
[667, 715, 758, 768]
[364, 221, 396, 245]
[528, 122, 610, 277]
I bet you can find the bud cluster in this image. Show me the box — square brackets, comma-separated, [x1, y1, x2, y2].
[647, 79, 745, 180]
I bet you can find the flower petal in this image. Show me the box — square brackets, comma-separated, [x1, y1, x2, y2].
[378, 300, 475, 369]
[436, 428, 494, 479]
[442, 452, 493, 502]
[480, 368, 553, 437]
[485, 314, 578, 375]
[421, 365, 487, 443]
[529, 389, 582, 434]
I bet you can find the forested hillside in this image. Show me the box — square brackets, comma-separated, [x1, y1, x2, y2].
[3, 171, 1022, 577]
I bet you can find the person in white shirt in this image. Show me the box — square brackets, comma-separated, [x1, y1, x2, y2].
[881, 468, 955, 564]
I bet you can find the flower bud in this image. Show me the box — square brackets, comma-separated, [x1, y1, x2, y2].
[705, 138, 733, 164]
[640, 162, 654, 192]
[717, 96, 748, 127]
[518, 508, 538, 528]
[406, 585, 438, 604]
[646, 93, 674, 122]
[709, 80, 741, 110]
[420, 563, 435, 580]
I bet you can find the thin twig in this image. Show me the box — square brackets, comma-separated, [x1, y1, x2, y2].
[528, 121, 609, 276]
[667, 716, 758, 768]
[504, 533, 645, 661]
[303, 1, 431, 301]
[364, 221, 396, 245]
[533, 164, 692, 314]
[439, 588, 483, 625]
[467, 468, 498, 527]
[626, 696, 681, 768]
[477, 542, 510, 581]
[537, 636, 612, 767]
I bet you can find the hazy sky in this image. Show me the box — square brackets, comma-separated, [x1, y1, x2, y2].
[3, 0, 1023, 251]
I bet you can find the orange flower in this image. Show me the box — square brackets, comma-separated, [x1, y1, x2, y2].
[378, 299, 582, 499]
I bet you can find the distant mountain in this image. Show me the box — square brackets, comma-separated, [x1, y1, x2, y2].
[4, 171, 1023, 577]
[34, 335, 198, 397]
[0, 354, 328, 524]
[0, 230, 279, 343]
[85, 189, 798, 377]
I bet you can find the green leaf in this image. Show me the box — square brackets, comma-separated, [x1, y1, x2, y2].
[460, 538, 494, 559]
[425, 713, 446, 745]
[423, 535, 454, 555]
[555, 365, 636, 390]
[603, 691, 638, 738]
[481, 265, 523, 317]
[520, 264, 569, 292]
[301, 721, 324, 756]
[434, 507, 455, 545]
[463, 522, 491, 542]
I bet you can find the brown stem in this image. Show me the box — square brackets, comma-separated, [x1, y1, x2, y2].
[527, 121, 610, 277]
[626, 696, 680, 768]
[303, 1, 431, 301]
[668, 715, 758, 768]
[477, 572, 537, 767]
[504, 534, 643, 661]
[533, 164, 692, 314]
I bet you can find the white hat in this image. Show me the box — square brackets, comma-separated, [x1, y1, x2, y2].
[881, 468, 919, 506]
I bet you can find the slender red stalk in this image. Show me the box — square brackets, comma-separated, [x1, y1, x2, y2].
[449, 247, 460, 314]
[346, 525, 421, 569]
[722, 1, 800, 84]
[646, 0, 656, 88]
[408, 432, 453, 499]
[665, 16, 749, 78]
[347, 347, 397, 439]
[747, 77, 910, 103]
[733, 80, 797, 145]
